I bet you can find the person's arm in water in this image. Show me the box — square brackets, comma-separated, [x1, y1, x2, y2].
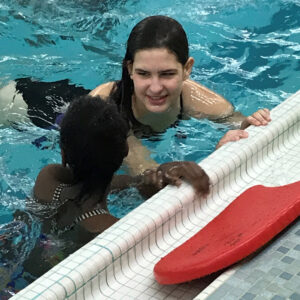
[89, 80, 271, 173]
[89, 81, 115, 99]
[91, 79, 271, 129]
[182, 79, 271, 129]
[182, 79, 271, 148]
[124, 134, 159, 175]
[89, 82, 159, 175]
[110, 161, 210, 199]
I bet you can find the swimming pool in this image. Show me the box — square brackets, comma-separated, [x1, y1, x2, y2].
[0, 0, 299, 296]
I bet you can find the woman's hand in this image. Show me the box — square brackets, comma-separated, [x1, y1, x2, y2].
[216, 108, 271, 149]
[241, 108, 271, 130]
[216, 129, 249, 149]
[142, 161, 210, 196]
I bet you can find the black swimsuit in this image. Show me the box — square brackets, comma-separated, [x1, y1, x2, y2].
[15, 77, 90, 129]
[16, 77, 185, 137]
[129, 94, 185, 138]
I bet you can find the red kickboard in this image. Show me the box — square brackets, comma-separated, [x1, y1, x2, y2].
[154, 181, 300, 284]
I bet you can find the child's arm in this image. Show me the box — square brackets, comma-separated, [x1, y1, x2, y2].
[110, 161, 210, 198]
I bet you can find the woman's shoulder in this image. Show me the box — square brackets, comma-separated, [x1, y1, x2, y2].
[89, 81, 116, 99]
[182, 79, 234, 118]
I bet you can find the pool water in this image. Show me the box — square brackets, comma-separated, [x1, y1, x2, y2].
[0, 0, 299, 295]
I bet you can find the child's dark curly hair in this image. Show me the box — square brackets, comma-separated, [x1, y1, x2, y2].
[60, 95, 129, 201]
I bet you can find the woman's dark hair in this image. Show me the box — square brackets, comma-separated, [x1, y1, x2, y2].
[60, 95, 129, 202]
[110, 15, 189, 127]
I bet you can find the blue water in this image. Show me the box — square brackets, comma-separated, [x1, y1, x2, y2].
[0, 0, 299, 295]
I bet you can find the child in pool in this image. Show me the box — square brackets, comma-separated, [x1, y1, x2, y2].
[31, 94, 209, 234]
[17, 94, 209, 278]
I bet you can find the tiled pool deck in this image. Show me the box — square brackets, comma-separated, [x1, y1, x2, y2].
[196, 219, 300, 300]
[12, 89, 300, 299]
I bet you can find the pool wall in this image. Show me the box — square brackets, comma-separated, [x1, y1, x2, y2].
[12, 89, 300, 299]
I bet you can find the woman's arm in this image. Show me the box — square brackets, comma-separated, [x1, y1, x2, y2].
[90, 83, 158, 176]
[182, 79, 234, 119]
[183, 79, 271, 128]
[124, 135, 159, 176]
[89, 81, 115, 99]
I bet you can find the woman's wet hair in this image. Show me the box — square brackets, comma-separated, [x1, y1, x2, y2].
[60, 95, 129, 201]
[126, 15, 189, 65]
[110, 15, 189, 127]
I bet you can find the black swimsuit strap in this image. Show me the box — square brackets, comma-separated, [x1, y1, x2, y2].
[178, 93, 184, 120]
[57, 208, 109, 233]
[130, 93, 184, 137]
[73, 208, 109, 225]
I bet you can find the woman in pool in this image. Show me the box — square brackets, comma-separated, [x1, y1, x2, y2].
[89, 15, 271, 174]
[0, 16, 270, 174]
[12, 94, 209, 278]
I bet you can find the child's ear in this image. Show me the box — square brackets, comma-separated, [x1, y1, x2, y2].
[183, 57, 194, 80]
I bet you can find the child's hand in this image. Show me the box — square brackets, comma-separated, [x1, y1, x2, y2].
[143, 161, 210, 196]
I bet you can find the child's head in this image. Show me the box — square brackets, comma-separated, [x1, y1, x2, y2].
[60, 95, 129, 193]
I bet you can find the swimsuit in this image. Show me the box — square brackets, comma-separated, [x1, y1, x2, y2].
[14, 78, 90, 148]
[16, 77, 184, 133]
[52, 183, 109, 231]
[126, 94, 185, 138]
[29, 183, 109, 233]
[15, 78, 90, 129]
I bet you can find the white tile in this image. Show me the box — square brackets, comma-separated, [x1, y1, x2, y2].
[47, 283, 67, 299]
[57, 276, 76, 296]
[16, 90, 300, 300]
[65, 270, 85, 289]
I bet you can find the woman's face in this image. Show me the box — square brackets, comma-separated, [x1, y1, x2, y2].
[128, 48, 193, 115]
